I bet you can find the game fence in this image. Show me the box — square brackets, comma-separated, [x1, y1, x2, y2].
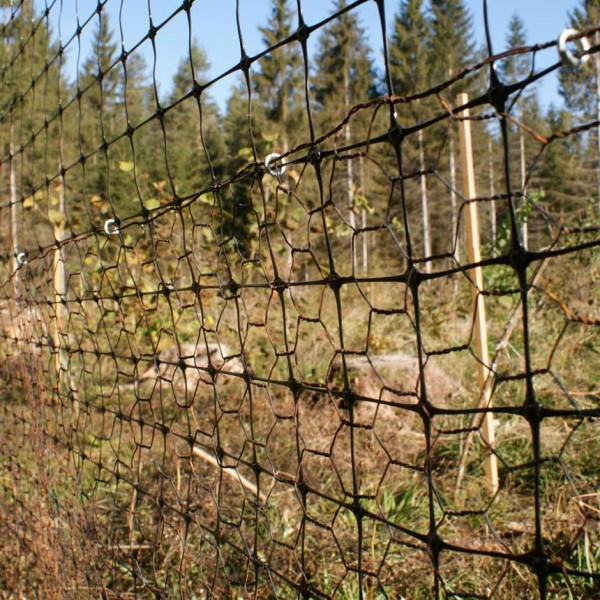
[0, 0, 599, 598]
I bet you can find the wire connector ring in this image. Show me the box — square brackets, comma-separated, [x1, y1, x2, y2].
[104, 218, 121, 236]
[265, 153, 286, 178]
[558, 28, 591, 67]
[16, 251, 28, 266]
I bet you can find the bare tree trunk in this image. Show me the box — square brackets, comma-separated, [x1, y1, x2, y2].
[596, 32, 600, 210]
[449, 130, 459, 263]
[519, 128, 528, 249]
[10, 142, 19, 286]
[361, 209, 367, 274]
[345, 132, 355, 254]
[419, 129, 431, 273]
[488, 137, 496, 243]
[9, 141, 24, 348]
[359, 155, 367, 274]
[344, 71, 355, 269]
[9, 137, 33, 354]
[53, 174, 68, 375]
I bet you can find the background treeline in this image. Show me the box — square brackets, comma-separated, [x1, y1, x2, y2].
[0, 0, 598, 277]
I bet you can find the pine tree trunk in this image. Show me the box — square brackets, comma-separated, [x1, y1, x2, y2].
[343, 71, 355, 269]
[596, 33, 600, 210]
[9, 138, 27, 353]
[281, 83, 289, 155]
[359, 155, 367, 274]
[449, 130, 459, 263]
[53, 173, 70, 406]
[10, 144, 18, 283]
[488, 137, 496, 243]
[519, 128, 528, 249]
[419, 129, 431, 273]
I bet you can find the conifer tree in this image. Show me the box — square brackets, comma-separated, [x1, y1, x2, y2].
[252, 0, 304, 155]
[500, 14, 531, 86]
[163, 42, 224, 199]
[77, 12, 123, 209]
[390, 0, 433, 269]
[558, 0, 600, 207]
[390, 0, 430, 99]
[120, 52, 158, 203]
[79, 12, 122, 149]
[502, 14, 532, 246]
[221, 79, 255, 255]
[537, 106, 592, 223]
[558, 0, 600, 117]
[428, 0, 475, 87]
[428, 0, 476, 263]
[312, 0, 376, 270]
[312, 1, 375, 126]
[0, 4, 61, 187]
[0, 4, 63, 254]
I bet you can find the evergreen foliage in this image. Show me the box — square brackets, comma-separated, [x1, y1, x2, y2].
[559, 0, 600, 117]
[253, 0, 304, 153]
[390, 0, 430, 100]
[429, 0, 475, 84]
[0, 0, 596, 263]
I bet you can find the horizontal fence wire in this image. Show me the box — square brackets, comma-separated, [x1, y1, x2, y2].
[0, 0, 599, 598]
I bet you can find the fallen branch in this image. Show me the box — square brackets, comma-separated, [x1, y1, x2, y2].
[192, 445, 267, 505]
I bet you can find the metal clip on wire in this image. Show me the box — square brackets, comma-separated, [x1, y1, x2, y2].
[104, 218, 121, 236]
[265, 153, 286, 178]
[16, 251, 28, 266]
[558, 28, 591, 67]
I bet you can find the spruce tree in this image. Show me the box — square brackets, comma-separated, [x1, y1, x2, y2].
[0, 4, 61, 187]
[428, 0, 475, 86]
[389, 0, 433, 269]
[162, 42, 224, 200]
[558, 0, 600, 207]
[252, 0, 304, 155]
[0, 4, 63, 253]
[502, 14, 532, 247]
[500, 14, 531, 86]
[77, 12, 123, 211]
[390, 0, 430, 99]
[558, 0, 600, 117]
[428, 0, 476, 263]
[312, 1, 375, 126]
[537, 106, 591, 223]
[120, 52, 158, 204]
[312, 0, 376, 271]
[220, 79, 255, 256]
[78, 12, 122, 150]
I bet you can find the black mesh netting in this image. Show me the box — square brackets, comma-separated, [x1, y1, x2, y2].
[0, 0, 598, 597]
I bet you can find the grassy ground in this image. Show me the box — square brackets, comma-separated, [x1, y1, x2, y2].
[0, 223, 598, 598]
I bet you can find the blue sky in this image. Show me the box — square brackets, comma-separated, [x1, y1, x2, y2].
[50, 0, 582, 110]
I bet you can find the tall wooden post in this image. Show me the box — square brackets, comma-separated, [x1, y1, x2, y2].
[52, 172, 78, 424]
[456, 93, 499, 494]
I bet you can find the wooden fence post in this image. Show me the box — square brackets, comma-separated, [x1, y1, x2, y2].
[456, 93, 499, 494]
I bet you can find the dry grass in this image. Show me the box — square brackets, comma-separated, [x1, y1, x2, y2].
[0, 248, 598, 598]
